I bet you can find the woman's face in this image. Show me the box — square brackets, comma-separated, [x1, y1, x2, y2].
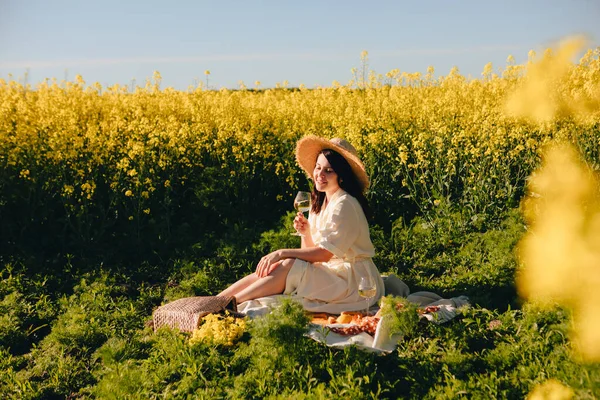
[313, 153, 340, 195]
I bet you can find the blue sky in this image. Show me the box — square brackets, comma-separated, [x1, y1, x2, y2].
[1, 0, 599, 90]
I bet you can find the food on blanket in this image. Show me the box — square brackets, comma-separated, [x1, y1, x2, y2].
[329, 325, 364, 336]
[358, 316, 380, 335]
[328, 315, 380, 336]
[418, 305, 441, 314]
[309, 312, 340, 325]
[387, 299, 441, 315]
[350, 314, 364, 324]
[389, 301, 441, 315]
[382, 297, 442, 316]
[336, 314, 353, 324]
[340, 311, 363, 316]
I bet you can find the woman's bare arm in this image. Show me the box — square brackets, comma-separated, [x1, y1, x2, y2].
[278, 246, 332, 263]
[256, 246, 332, 277]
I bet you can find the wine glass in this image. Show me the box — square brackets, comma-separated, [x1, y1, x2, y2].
[358, 276, 377, 316]
[292, 191, 311, 236]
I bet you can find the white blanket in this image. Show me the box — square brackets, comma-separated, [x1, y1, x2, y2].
[237, 275, 470, 353]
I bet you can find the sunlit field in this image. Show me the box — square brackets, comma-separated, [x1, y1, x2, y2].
[1, 39, 599, 398]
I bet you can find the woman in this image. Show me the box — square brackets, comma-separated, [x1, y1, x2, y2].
[219, 135, 384, 313]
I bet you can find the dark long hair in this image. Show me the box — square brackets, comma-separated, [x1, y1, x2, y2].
[311, 149, 372, 220]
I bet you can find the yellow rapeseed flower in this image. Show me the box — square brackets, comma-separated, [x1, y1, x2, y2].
[518, 143, 600, 362]
[62, 185, 75, 196]
[505, 36, 588, 123]
[527, 379, 573, 400]
[190, 313, 246, 347]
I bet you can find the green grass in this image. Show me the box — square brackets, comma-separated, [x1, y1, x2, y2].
[1, 208, 599, 399]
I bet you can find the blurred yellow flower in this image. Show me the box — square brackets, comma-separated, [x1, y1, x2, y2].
[482, 62, 493, 77]
[527, 379, 573, 400]
[518, 142, 600, 362]
[505, 36, 588, 123]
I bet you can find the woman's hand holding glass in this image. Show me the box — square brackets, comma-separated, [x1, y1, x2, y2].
[292, 191, 311, 236]
[293, 212, 310, 237]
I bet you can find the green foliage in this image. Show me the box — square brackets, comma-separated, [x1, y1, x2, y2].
[246, 297, 310, 345]
[254, 211, 304, 255]
[0, 265, 57, 355]
[229, 298, 312, 398]
[374, 208, 525, 310]
[0, 292, 30, 352]
[0, 272, 161, 398]
[90, 327, 240, 399]
[391, 304, 600, 399]
[1, 200, 596, 398]
[379, 296, 421, 337]
[2, 271, 599, 398]
[163, 259, 228, 301]
[1, 202, 597, 398]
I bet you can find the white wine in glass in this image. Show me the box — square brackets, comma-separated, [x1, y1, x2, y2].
[292, 191, 311, 236]
[358, 276, 376, 315]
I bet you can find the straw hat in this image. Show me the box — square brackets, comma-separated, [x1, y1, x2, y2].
[295, 135, 369, 191]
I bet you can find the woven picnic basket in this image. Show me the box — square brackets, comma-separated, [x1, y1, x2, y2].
[152, 295, 238, 333]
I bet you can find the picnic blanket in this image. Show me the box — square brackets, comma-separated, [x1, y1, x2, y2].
[237, 274, 470, 353]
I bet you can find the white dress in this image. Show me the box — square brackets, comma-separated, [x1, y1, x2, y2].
[284, 188, 384, 313]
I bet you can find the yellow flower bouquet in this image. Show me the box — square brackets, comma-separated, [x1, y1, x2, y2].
[189, 313, 247, 347]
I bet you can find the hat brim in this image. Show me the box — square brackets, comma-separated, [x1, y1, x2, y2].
[295, 135, 369, 191]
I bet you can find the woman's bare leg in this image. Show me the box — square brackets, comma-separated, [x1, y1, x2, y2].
[218, 273, 259, 298]
[234, 259, 294, 303]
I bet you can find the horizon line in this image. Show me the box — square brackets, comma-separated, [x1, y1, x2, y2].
[0, 44, 536, 69]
